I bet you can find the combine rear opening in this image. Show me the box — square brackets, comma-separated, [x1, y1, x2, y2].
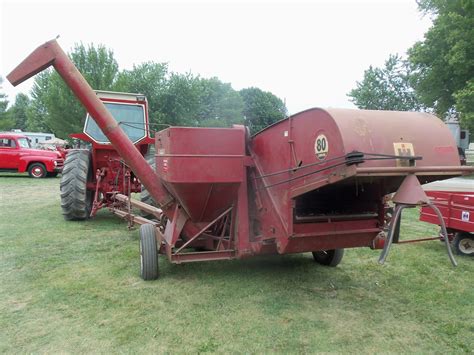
[294, 177, 398, 223]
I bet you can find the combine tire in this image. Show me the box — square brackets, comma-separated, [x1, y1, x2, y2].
[312, 249, 344, 267]
[139, 224, 159, 280]
[28, 163, 47, 178]
[453, 232, 474, 256]
[60, 150, 93, 221]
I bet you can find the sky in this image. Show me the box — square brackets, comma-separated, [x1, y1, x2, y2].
[0, 0, 432, 115]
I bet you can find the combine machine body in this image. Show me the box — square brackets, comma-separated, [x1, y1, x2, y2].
[8, 40, 474, 279]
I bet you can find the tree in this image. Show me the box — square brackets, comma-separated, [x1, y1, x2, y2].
[26, 71, 51, 132]
[348, 54, 423, 111]
[196, 77, 244, 127]
[408, 0, 474, 130]
[239, 87, 287, 134]
[28, 43, 119, 138]
[7, 93, 30, 130]
[0, 77, 14, 131]
[114, 61, 168, 125]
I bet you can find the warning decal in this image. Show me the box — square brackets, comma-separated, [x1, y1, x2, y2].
[315, 134, 329, 160]
[462, 211, 470, 222]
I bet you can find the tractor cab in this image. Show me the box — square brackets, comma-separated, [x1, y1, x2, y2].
[72, 90, 153, 147]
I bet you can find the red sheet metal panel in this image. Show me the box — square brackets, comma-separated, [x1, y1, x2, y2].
[155, 127, 246, 222]
[420, 191, 474, 232]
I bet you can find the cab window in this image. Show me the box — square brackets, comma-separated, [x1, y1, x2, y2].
[0, 138, 17, 148]
[17, 138, 31, 148]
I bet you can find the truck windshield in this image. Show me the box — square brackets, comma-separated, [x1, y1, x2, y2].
[17, 138, 31, 148]
[84, 103, 146, 143]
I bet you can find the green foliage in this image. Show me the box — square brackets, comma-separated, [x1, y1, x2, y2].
[115, 66, 246, 129]
[239, 87, 287, 134]
[6, 93, 30, 130]
[348, 54, 423, 111]
[158, 72, 203, 126]
[22, 43, 285, 136]
[408, 0, 474, 128]
[196, 77, 244, 127]
[114, 62, 168, 124]
[26, 71, 51, 132]
[0, 77, 14, 131]
[29, 43, 119, 138]
[454, 80, 474, 133]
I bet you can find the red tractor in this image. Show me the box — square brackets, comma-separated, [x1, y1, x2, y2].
[60, 91, 154, 220]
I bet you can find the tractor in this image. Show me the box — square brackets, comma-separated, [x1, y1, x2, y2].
[60, 91, 154, 220]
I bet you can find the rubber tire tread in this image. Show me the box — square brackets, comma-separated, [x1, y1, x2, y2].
[140, 224, 159, 280]
[312, 248, 344, 267]
[60, 149, 92, 221]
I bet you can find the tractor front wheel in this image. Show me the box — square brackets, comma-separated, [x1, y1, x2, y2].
[453, 232, 474, 256]
[312, 249, 344, 267]
[60, 150, 93, 221]
[139, 224, 159, 280]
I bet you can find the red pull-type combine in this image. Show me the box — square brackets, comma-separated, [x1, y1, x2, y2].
[8, 39, 474, 280]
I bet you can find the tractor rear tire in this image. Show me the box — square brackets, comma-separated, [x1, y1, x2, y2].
[139, 224, 159, 280]
[28, 163, 47, 178]
[140, 149, 158, 217]
[453, 232, 474, 256]
[60, 150, 93, 221]
[312, 249, 344, 267]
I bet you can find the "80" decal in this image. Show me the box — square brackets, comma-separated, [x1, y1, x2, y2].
[314, 134, 329, 160]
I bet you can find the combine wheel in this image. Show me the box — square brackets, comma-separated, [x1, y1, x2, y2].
[453, 232, 474, 257]
[28, 163, 47, 178]
[60, 149, 93, 220]
[139, 224, 159, 280]
[312, 249, 344, 267]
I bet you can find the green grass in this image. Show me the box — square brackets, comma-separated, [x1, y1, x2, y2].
[0, 174, 473, 353]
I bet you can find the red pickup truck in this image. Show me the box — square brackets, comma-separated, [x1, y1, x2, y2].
[0, 133, 64, 178]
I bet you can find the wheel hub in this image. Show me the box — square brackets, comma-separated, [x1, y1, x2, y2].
[459, 237, 474, 255]
[32, 167, 43, 177]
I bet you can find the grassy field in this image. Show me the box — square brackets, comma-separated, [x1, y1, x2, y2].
[0, 174, 473, 353]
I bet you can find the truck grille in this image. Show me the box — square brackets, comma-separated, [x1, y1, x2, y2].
[55, 159, 64, 169]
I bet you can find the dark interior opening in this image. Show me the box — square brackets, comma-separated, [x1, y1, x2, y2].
[294, 177, 384, 223]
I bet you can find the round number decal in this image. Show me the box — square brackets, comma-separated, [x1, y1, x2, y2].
[314, 134, 329, 160]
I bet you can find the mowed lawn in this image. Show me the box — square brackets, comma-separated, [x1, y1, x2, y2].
[0, 175, 472, 353]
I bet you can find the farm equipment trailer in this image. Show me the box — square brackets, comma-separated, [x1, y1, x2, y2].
[7, 39, 474, 280]
[420, 178, 474, 256]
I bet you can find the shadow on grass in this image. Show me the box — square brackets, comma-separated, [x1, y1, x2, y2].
[156, 252, 344, 283]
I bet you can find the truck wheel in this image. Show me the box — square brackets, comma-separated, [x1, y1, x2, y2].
[60, 150, 93, 221]
[28, 163, 47, 178]
[139, 224, 159, 280]
[140, 149, 158, 217]
[453, 232, 474, 256]
[312, 249, 344, 266]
